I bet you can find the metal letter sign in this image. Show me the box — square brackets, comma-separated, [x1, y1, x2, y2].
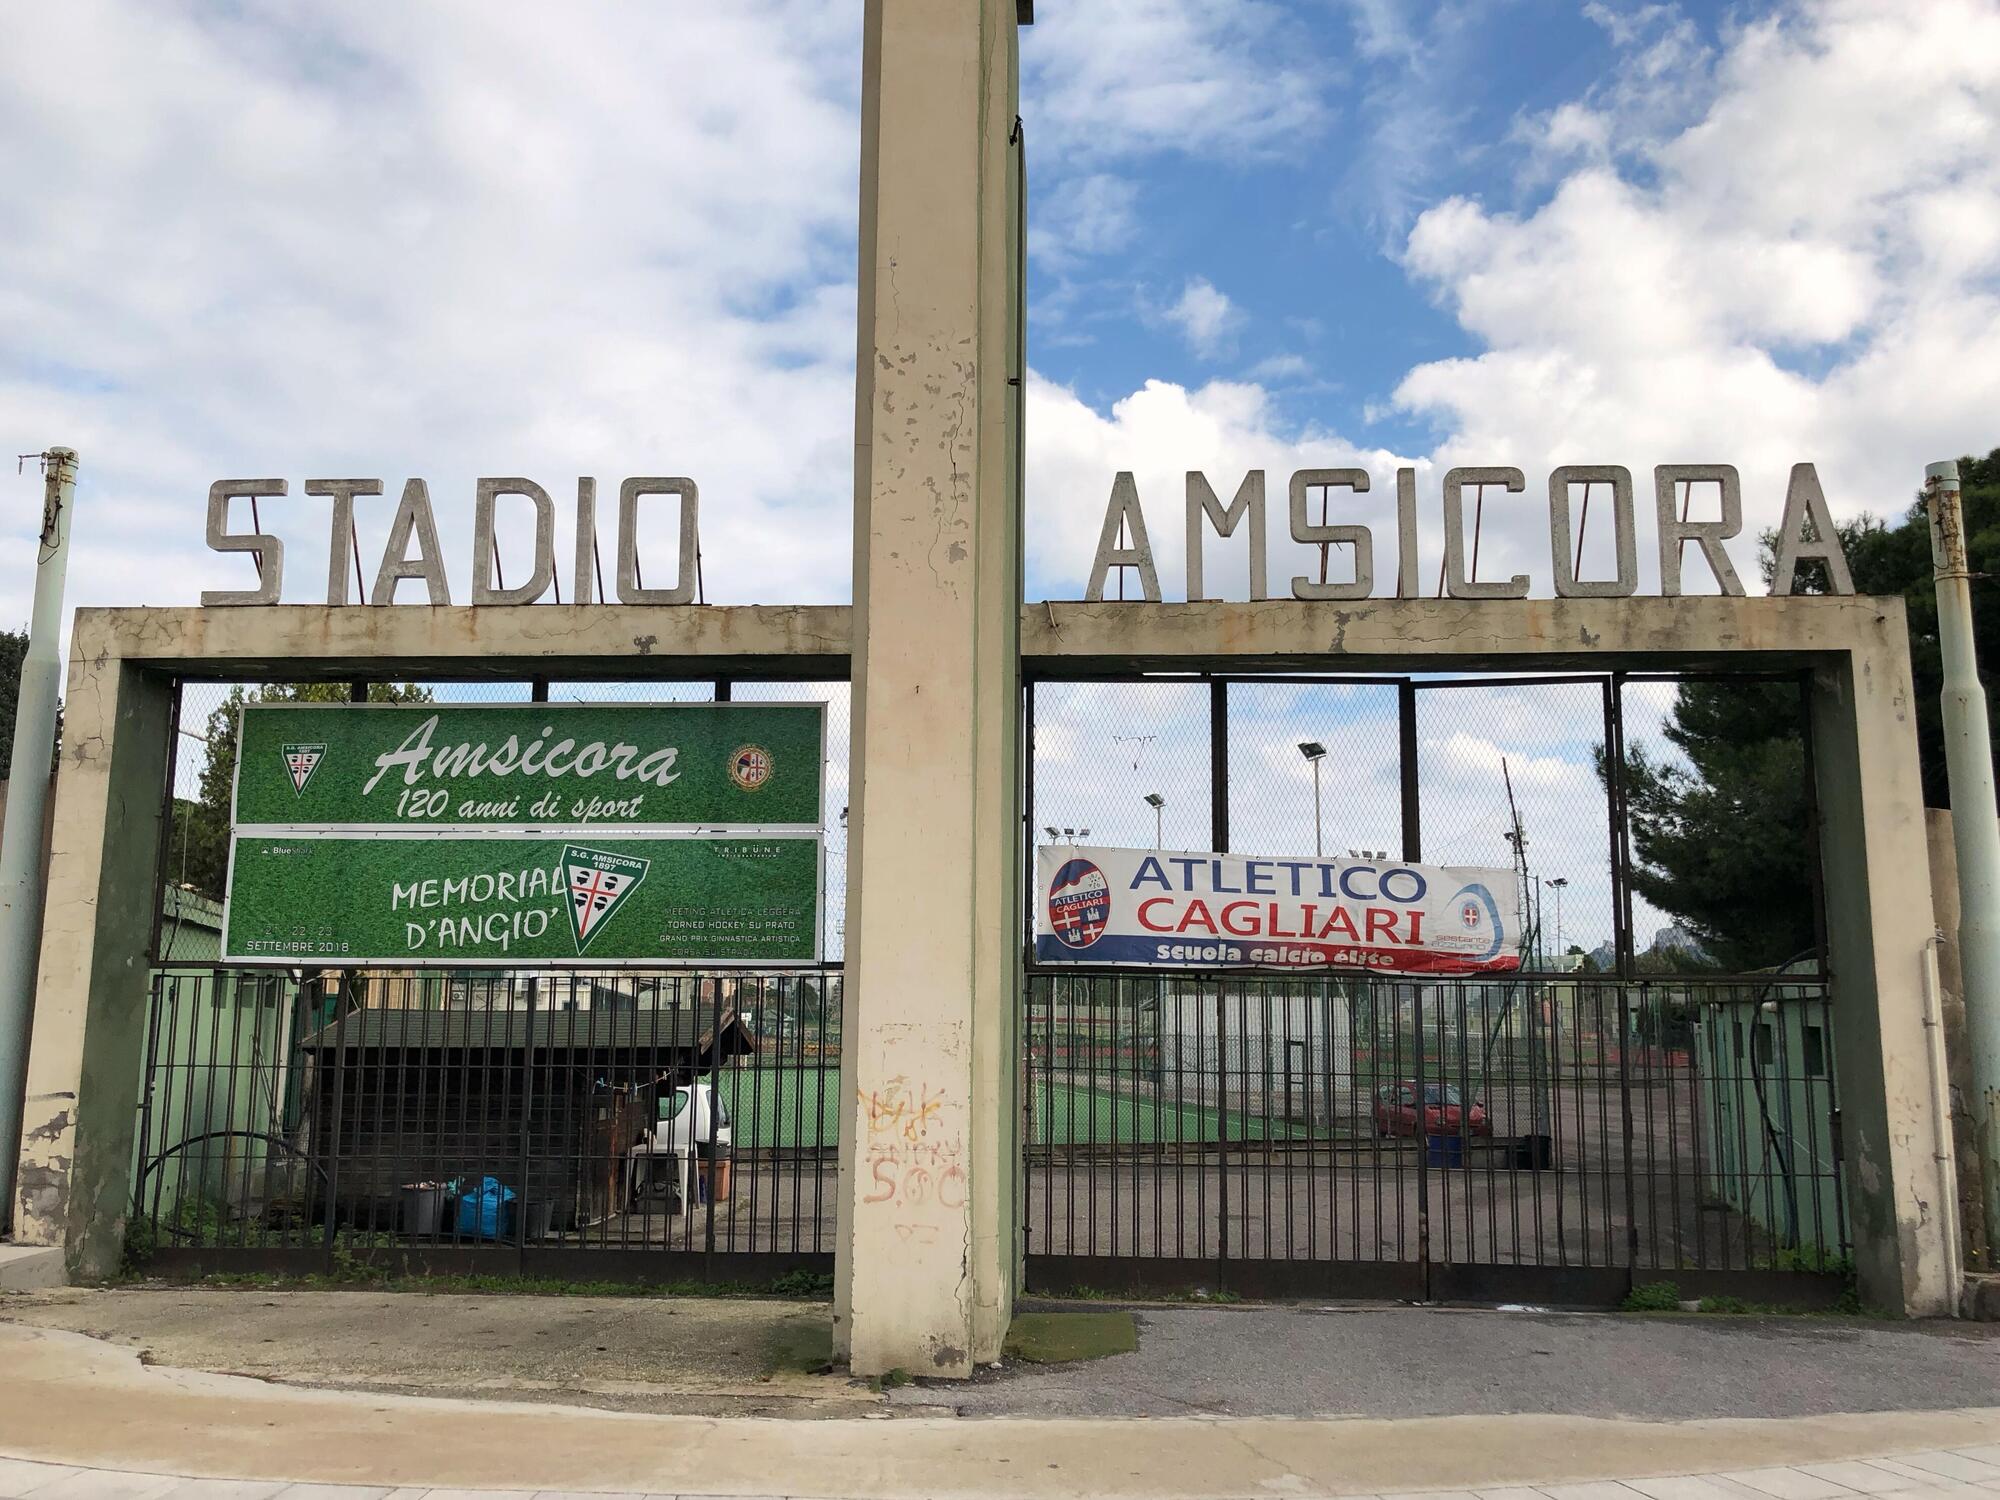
[223, 701, 826, 966]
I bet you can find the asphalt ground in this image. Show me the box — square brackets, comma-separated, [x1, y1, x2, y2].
[5, 1287, 1997, 1424]
[912, 1301, 2000, 1420]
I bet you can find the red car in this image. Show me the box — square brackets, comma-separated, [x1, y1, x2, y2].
[1373, 1081, 1491, 1138]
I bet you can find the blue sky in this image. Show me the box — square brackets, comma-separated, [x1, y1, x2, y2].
[10, 0, 2000, 954]
[1025, 0, 1679, 453]
[3, 0, 1997, 615]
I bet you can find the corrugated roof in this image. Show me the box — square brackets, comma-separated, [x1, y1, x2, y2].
[301, 1006, 758, 1055]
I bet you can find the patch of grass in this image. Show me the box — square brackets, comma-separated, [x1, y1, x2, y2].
[1040, 1283, 1240, 1306]
[120, 1218, 160, 1277]
[768, 1268, 836, 1299]
[1004, 1311, 1138, 1364]
[1622, 1281, 1684, 1312]
[1620, 1276, 1881, 1320]
[761, 1316, 835, 1376]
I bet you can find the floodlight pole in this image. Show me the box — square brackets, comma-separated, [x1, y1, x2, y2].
[1926, 457, 2000, 1255]
[1312, 759, 1324, 858]
[0, 448, 76, 1232]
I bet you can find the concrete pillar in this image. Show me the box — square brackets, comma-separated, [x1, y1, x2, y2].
[1810, 634, 1958, 1314]
[11, 620, 172, 1278]
[836, 0, 1025, 1377]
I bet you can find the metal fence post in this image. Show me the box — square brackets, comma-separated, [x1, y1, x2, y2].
[1399, 680, 1421, 862]
[318, 975, 349, 1274]
[518, 978, 534, 1276]
[1209, 680, 1228, 854]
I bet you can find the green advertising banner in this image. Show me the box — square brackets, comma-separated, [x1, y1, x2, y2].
[223, 834, 822, 966]
[234, 701, 824, 830]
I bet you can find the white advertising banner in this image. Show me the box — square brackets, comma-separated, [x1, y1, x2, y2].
[1035, 845, 1523, 976]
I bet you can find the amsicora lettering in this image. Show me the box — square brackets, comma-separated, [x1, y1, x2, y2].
[361, 714, 681, 797]
[1090, 462, 1856, 602]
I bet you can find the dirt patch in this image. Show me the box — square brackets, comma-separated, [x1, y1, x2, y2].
[0, 1285, 878, 1417]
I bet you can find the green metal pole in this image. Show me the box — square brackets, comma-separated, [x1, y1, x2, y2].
[0, 448, 76, 1233]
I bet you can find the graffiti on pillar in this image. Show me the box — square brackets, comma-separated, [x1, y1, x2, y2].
[859, 1077, 967, 1215]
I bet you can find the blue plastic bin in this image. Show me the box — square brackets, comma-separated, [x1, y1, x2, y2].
[456, 1176, 517, 1239]
[1424, 1134, 1466, 1168]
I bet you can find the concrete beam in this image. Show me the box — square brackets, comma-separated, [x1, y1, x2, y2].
[68, 604, 852, 681]
[1023, 595, 1908, 673]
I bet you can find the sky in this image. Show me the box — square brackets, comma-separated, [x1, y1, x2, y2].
[9, 0, 2000, 953]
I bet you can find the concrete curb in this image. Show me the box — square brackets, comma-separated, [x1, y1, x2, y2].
[0, 1247, 64, 1292]
[3, 1324, 2000, 1500]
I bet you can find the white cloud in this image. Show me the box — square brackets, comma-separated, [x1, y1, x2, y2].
[1389, 0, 2000, 589]
[1245, 353, 1314, 382]
[1026, 373, 1414, 600]
[1161, 277, 1245, 359]
[1016, 0, 2000, 953]
[1021, 0, 1330, 163]
[1030, 173, 1143, 267]
[0, 1, 863, 625]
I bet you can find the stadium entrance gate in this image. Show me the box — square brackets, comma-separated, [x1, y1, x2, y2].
[130, 670, 849, 1286]
[1021, 669, 1849, 1307]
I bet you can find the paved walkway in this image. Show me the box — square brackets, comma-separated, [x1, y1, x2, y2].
[4, 1318, 2000, 1500]
[6, 1442, 2000, 1500]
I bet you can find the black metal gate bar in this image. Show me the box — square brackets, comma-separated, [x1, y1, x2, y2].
[1022, 667, 1847, 1306]
[134, 965, 842, 1283]
[1020, 968, 1847, 1305]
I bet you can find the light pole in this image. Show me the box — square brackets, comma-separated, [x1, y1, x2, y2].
[1298, 741, 1327, 857]
[0, 448, 76, 1232]
[1143, 792, 1165, 848]
[1548, 876, 1568, 955]
[1926, 457, 2000, 1256]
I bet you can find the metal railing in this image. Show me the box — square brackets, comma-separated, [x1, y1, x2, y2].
[132, 965, 843, 1280]
[1021, 969, 1846, 1304]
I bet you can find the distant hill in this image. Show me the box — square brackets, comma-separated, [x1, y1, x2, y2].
[1585, 924, 1712, 972]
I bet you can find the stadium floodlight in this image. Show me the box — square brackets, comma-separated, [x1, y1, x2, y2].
[1297, 744, 1327, 856]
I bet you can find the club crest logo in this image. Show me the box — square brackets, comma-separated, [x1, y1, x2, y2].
[281, 743, 326, 796]
[729, 744, 773, 791]
[1448, 882, 1507, 962]
[562, 845, 650, 954]
[1047, 857, 1112, 950]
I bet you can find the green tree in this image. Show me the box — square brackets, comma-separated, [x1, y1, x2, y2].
[0, 626, 63, 775]
[1603, 680, 1816, 974]
[165, 682, 433, 899]
[1767, 446, 2000, 807]
[1609, 448, 2000, 969]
